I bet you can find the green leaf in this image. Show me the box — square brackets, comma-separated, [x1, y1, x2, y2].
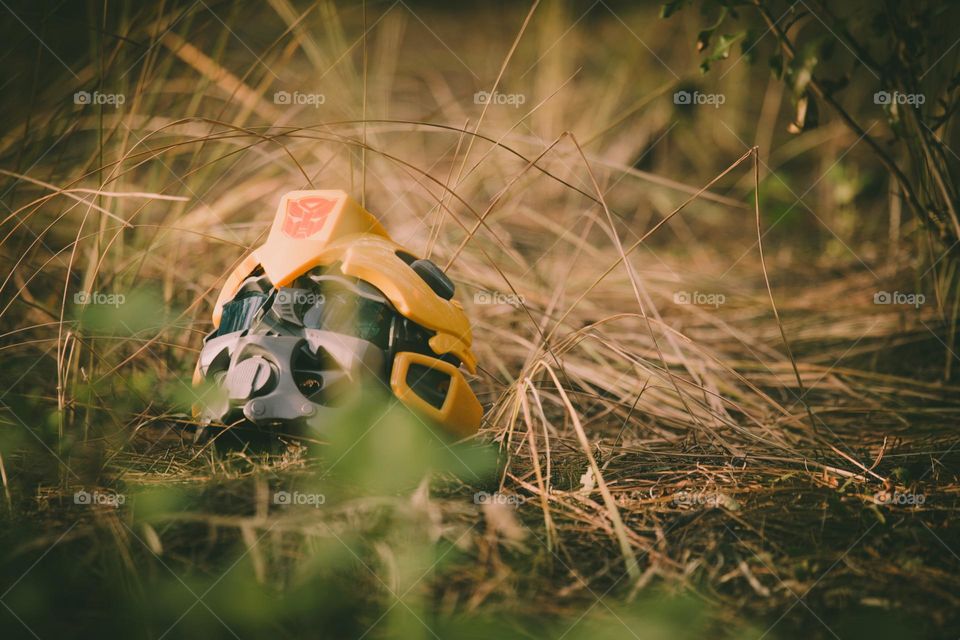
[696, 28, 713, 53]
[712, 32, 743, 61]
[700, 30, 746, 75]
[769, 53, 784, 79]
[695, 6, 728, 52]
[660, 0, 688, 19]
[740, 28, 758, 63]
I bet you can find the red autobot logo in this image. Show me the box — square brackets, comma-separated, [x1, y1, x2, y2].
[281, 196, 337, 238]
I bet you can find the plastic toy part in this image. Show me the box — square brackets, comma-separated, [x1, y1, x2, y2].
[194, 190, 483, 438]
[390, 351, 483, 438]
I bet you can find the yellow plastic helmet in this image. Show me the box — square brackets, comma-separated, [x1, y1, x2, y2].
[193, 190, 482, 438]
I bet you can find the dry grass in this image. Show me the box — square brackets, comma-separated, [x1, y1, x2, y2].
[1, 1, 959, 638]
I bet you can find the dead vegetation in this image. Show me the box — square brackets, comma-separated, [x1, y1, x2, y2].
[1, 1, 959, 638]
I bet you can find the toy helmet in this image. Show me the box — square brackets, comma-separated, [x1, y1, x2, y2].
[193, 190, 483, 438]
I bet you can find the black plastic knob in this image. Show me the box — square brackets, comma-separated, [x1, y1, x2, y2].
[410, 259, 455, 300]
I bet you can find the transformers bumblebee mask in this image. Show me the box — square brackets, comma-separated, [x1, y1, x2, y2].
[193, 190, 483, 438]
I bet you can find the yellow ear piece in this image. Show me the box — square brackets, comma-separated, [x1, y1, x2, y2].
[390, 351, 483, 438]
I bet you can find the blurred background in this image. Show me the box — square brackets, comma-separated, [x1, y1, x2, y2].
[1, 1, 959, 638]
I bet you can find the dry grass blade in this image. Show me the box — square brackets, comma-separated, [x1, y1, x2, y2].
[1, 2, 959, 638]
